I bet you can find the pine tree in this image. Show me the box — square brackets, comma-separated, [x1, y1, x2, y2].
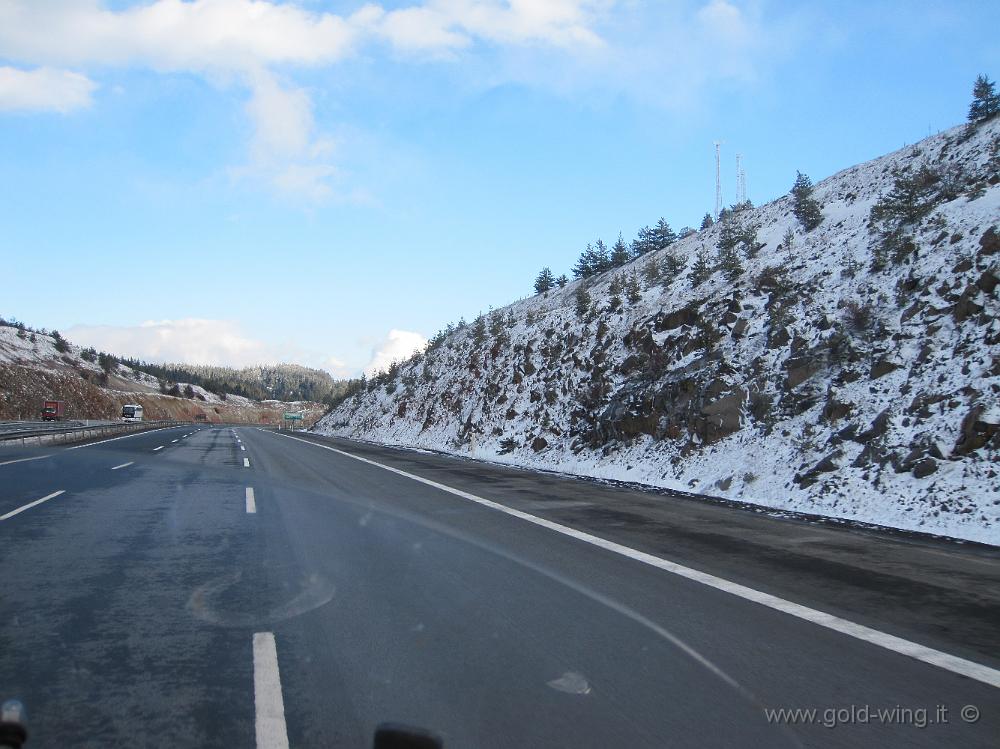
[574, 285, 592, 318]
[471, 315, 487, 348]
[691, 247, 714, 285]
[572, 244, 596, 278]
[98, 352, 117, 374]
[610, 234, 630, 266]
[556, 274, 568, 288]
[488, 311, 506, 343]
[662, 251, 686, 281]
[717, 243, 744, 284]
[641, 256, 661, 288]
[716, 213, 760, 258]
[700, 212, 714, 229]
[534, 267, 555, 294]
[791, 171, 824, 231]
[968, 74, 1000, 125]
[651, 218, 677, 251]
[630, 225, 655, 258]
[592, 239, 611, 273]
[626, 274, 642, 304]
[608, 275, 624, 310]
[51, 330, 69, 353]
[782, 227, 795, 251]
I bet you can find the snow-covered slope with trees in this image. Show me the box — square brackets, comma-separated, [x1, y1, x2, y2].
[316, 117, 1000, 545]
[0, 324, 327, 425]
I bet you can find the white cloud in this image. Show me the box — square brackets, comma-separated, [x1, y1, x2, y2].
[0, 1, 610, 197]
[239, 69, 338, 198]
[433, 0, 606, 48]
[364, 329, 427, 376]
[0, 66, 96, 113]
[66, 318, 273, 367]
[65, 318, 363, 377]
[0, 0, 371, 198]
[377, 7, 467, 55]
[321, 355, 353, 379]
[487, 0, 803, 109]
[374, 0, 607, 56]
[0, 1, 605, 69]
[0, 0, 365, 71]
[245, 70, 315, 161]
[0, 1, 804, 193]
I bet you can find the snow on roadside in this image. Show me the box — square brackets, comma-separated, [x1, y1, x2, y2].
[317, 118, 1000, 546]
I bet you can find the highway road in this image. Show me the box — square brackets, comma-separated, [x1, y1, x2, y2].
[0, 426, 997, 747]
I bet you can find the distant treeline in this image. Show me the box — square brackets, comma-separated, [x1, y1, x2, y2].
[0, 317, 348, 405]
[119, 360, 350, 405]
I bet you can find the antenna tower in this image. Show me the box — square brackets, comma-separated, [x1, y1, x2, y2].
[713, 141, 722, 218]
[735, 153, 746, 204]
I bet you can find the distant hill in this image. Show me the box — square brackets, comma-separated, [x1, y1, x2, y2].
[316, 115, 1000, 544]
[118, 360, 349, 405]
[0, 322, 334, 425]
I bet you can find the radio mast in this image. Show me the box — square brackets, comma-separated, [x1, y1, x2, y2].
[714, 141, 722, 218]
[736, 153, 746, 204]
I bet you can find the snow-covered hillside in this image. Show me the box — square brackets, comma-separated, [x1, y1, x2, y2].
[317, 118, 1000, 545]
[0, 325, 326, 425]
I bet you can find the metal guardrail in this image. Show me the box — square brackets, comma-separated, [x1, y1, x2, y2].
[0, 421, 178, 447]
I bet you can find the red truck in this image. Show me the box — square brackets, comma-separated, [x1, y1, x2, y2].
[41, 400, 66, 421]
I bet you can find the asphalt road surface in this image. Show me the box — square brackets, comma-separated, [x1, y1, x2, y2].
[0, 426, 997, 748]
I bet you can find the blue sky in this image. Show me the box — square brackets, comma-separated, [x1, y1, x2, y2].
[1, 0, 997, 376]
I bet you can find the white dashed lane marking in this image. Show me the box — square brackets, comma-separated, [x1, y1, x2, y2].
[253, 632, 289, 749]
[65, 426, 179, 450]
[0, 455, 52, 467]
[1, 490, 67, 521]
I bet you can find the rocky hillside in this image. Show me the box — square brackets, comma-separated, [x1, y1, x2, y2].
[316, 117, 1000, 545]
[0, 325, 326, 425]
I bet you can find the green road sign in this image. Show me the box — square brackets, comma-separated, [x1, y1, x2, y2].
[283, 413, 303, 420]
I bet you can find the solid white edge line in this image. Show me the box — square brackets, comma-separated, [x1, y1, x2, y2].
[1, 490, 66, 521]
[153, 446, 164, 452]
[272, 432, 1000, 690]
[0, 454, 52, 467]
[110, 461, 134, 471]
[65, 426, 180, 450]
[243, 457, 250, 467]
[246, 487, 257, 514]
[253, 632, 289, 749]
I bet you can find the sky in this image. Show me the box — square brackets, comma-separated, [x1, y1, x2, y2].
[1, 0, 997, 377]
